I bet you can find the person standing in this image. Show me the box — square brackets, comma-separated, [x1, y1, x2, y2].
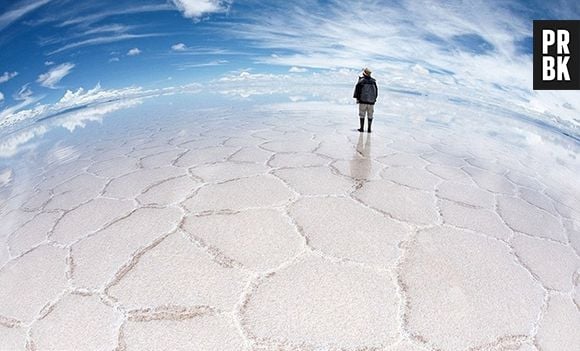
[353, 67, 378, 133]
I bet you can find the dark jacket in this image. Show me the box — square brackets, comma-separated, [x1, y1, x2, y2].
[353, 75, 378, 105]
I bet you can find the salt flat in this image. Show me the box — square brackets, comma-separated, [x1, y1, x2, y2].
[0, 97, 579, 351]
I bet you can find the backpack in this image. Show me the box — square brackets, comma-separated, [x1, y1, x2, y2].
[359, 80, 377, 103]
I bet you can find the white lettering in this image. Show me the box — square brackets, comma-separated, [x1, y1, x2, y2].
[543, 56, 556, 80]
[543, 29, 555, 54]
[557, 56, 570, 80]
[557, 30, 570, 54]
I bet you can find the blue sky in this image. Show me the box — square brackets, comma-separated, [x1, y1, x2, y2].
[0, 0, 579, 132]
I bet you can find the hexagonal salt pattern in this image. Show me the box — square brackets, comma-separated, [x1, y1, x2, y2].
[1, 102, 578, 350]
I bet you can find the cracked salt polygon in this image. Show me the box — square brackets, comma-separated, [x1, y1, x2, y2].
[421, 151, 465, 167]
[505, 171, 542, 189]
[463, 167, 516, 195]
[183, 209, 303, 271]
[332, 158, 383, 181]
[38, 159, 92, 191]
[0, 325, 25, 350]
[386, 340, 429, 350]
[268, 152, 328, 168]
[315, 141, 355, 159]
[174, 146, 239, 167]
[273, 166, 353, 196]
[242, 255, 399, 349]
[260, 139, 318, 153]
[381, 167, 440, 190]
[512, 235, 579, 292]
[87, 156, 139, 178]
[518, 188, 558, 216]
[189, 162, 269, 183]
[0, 241, 9, 267]
[140, 149, 186, 168]
[437, 180, 495, 208]
[536, 295, 580, 351]
[545, 187, 580, 215]
[0, 245, 67, 322]
[178, 137, 228, 150]
[104, 166, 186, 199]
[563, 219, 580, 255]
[52, 198, 135, 245]
[123, 314, 244, 351]
[108, 233, 247, 310]
[183, 175, 293, 213]
[289, 197, 409, 267]
[71, 207, 182, 289]
[229, 146, 273, 163]
[400, 226, 544, 350]
[354, 180, 438, 225]
[30, 294, 118, 350]
[0, 210, 37, 239]
[497, 196, 566, 242]
[390, 139, 434, 154]
[8, 211, 61, 256]
[377, 152, 428, 168]
[465, 157, 508, 174]
[137, 176, 199, 206]
[21, 189, 51, 210]
[439, 199, 511, 240]
[46, 173, 107, 210]
[129, 144, 177, 159]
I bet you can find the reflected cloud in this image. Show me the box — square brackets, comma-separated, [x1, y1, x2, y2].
[0, 98, 143, 158]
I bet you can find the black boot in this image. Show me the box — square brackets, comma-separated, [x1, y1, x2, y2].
[357, 118, 364, 132]
[367, 118, 373, 133]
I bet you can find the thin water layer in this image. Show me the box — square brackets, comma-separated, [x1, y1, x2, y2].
[0, 92, 579, 351]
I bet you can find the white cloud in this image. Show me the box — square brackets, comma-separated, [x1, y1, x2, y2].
[127, 48, 141, 56]
[14, 84, 33, 101]
[170, 0, 231, 21]
[0, 71, 18, 84]
[0, 0, 51, 31]
[109, 57, 120, 63]
[37, 63, 75, 88]
[171, 43, 187, 51]
[44, 61, 54, 66]
[0, 92, 4, 102]
[289, 66, 308, 73]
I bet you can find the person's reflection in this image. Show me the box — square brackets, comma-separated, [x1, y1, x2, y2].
[349, 133, 372, 183]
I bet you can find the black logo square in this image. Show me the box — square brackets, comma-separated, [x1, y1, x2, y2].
[533, 20, 580, 90]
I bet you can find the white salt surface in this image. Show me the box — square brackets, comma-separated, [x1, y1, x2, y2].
[0, 99, 579, 350]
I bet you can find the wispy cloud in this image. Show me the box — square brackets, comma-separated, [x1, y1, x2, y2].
[0, 92, 4, 102]
[0, 0, 51, 31]
[127, 48, 141, 56]
[37, 63, 75, 88]
[57, 4, 173, 27]
[0, 71, 18, 84]
[170, 0, 232, 21]
[176, 59, 228, 69]
[14, 84, 34, 101]
[47, 33, 165, 55]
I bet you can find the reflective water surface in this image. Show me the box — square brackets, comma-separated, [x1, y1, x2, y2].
[0, 91, 579, 350]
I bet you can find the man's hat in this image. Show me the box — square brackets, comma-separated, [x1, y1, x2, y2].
[363, 67, 372, 76]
